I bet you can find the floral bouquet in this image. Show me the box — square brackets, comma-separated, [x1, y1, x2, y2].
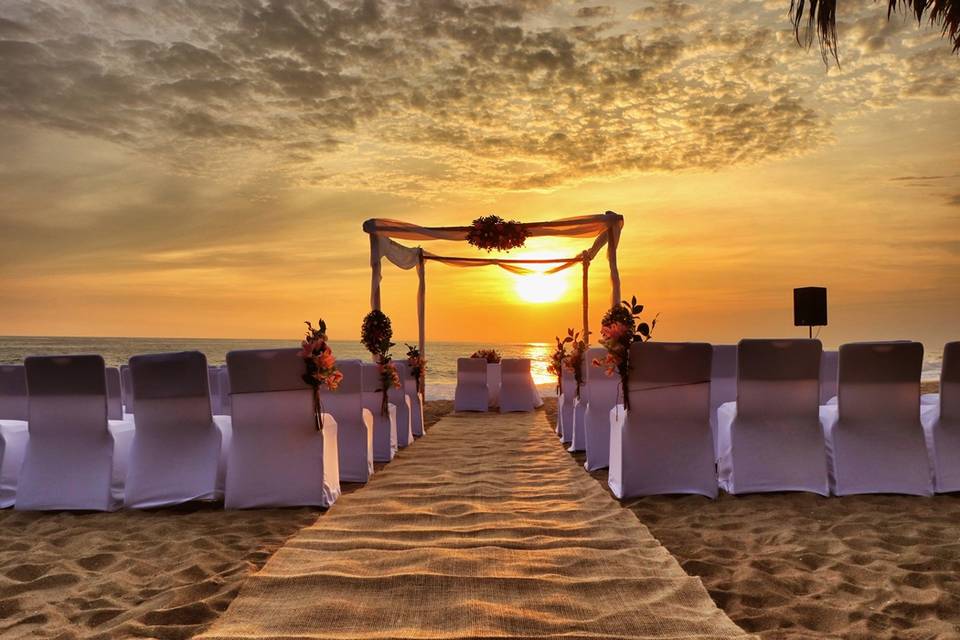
[565, 329, 588, 399]
[405, 343, 426, 395]
[593, 296, 657, 410]
[300, 319, 343, 430]
[470, 348, 502, 363]
[547, 331, 572, 396]
[466, 215, 530, 253]
[362, 310, 401, 415]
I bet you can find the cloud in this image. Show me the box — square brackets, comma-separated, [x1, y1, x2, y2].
[948, 194, 960, 206]
[0, 0, 955, 196]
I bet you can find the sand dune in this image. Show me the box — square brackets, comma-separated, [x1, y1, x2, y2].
[543, 397, 960, 640]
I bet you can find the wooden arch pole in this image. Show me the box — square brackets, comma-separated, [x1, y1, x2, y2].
[416, 248, 426, 396]
[581, 252, 590, 345]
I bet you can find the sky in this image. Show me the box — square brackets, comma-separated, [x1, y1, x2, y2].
[0, 0, 958, 348]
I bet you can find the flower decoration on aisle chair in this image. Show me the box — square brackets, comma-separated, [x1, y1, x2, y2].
[470, 348, 502, 363]
[300, 319, 343, 430]
[548, 331, 573, 396]
[566, 330, 588, 399]
[594, 296, 657, 410]
[466, 215, 531, 253]
[362, 310, 401, 415]
[405, 343, 426, 396]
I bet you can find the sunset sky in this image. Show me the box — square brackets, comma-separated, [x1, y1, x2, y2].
[0, 0, 958, 347]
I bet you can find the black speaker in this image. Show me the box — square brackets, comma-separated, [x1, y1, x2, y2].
[794, 287, 827, 327]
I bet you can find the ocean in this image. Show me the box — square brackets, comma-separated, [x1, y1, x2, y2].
[0, 336, 944, 400]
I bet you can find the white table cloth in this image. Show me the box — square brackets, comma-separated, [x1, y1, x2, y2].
[716, 339, 828, 495]
[921, 341, 960, 493]
[821, 342, 932, 496]
[0, 364, 28, 421]
[223, 348, 340, 509]
[708, 345, 737, 460]
[609, 342, 717, 499]
[124, 351, 224, 508]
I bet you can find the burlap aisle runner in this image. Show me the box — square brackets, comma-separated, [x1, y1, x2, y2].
[200, 411, 753, 640]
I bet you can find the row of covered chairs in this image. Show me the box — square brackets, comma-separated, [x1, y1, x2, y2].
[0, 350, 425, 510]
[454, 357, 543, 412]
[559, 339, 956, 499]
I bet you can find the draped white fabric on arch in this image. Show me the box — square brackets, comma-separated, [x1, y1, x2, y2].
[363, 212, 625, 393]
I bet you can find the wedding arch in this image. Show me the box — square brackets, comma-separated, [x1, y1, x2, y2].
[362, 211, 625, 385]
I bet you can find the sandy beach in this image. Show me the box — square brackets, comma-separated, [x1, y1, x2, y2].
[544, 396, 960, 640]
[0, 402, 452, 639]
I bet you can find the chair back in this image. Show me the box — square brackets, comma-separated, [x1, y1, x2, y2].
[942, 342, 960, 420]
[458, 357, 487, 383]
[838, 341, 922, 421]
[501, 358, 530, 378]
[129, 351, 212, 431]
[105, 367, 124, 420]
[24, 355, 109, 436]
[0, 364, 28, 420]
[736, 339, 822, 419]
[120, 364, 134, 413]
[360, 362, 382, 393]
[319, 359, 364, 418]
[388, 361, 409, 400]
[226, 348, 313, 425]
[628, 342, 712, 421]
[585, 347, 617, 406]
[560, 366, 576, 396]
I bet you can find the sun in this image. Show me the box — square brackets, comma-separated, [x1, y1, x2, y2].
[514, 272, 568, 304]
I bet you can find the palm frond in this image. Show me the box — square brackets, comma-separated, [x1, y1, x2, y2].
[791, 0, 960, 66]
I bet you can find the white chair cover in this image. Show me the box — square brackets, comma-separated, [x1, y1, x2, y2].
[405, 370, 425, 437]
[487, 362, 501, 407]
[223, 349, 340, 509]
[389, 361, 414, 447]
[361, 362, 397, 463]
[120, 364, 134, 414]
[570, 395, 587, 452]
[208, 366, 222, 415]
[454, 358, 488, 412]
[0, 365, 28, 420]
[609, 342, 715, 498]
[820, 350, 839, 405]
[821, 342, 931, 496]
[320, 360, 374, 483]
[709, 345, 737, 459]
[557, 368, 576, 443]
[0, 365, 29, 507]
[499, 358, 540, 413]
[105, 367, 124, 421]
[583, 347, 618, 471]
[124, 351, 224, 508]
[17, 355, 133, 511]
[217, 366, 232, 416]
[922, 342, 960, 493]
[717, 339, 827, 495]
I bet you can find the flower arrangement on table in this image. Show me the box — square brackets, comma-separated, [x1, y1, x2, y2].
[466, 215, 530, 253]
[593, 296, 657, 410]
[361, 309, 401, 415]
[405, 343, 426, 396]
[565, 329, 588, 399]
[470, 348, 502, 363]
[300, 319, 343, 430]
